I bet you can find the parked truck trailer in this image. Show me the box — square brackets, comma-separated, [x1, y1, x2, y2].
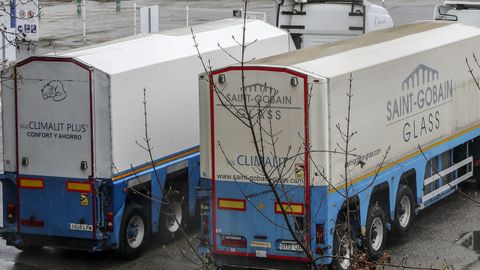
[0, 19, 294, 258]
[198, 22, 480, 269]
[276, 0, 394, 48]
[434, 1, 480, 27]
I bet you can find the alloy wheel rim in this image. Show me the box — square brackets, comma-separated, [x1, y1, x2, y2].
[127, 215, 145, 248]
[399, 195, 411, 228]
[166, 201, 182, 233]
[370, 217, 384, 251]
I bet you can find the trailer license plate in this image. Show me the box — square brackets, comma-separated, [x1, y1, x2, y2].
[69, 223, 93, 232]
[277, 240, 302, 252]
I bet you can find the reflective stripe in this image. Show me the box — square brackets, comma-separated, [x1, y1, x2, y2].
[19, 178, 44, 189]
[274, 202, 304, 215]
[218, 198, 246, 211]
[66, 181, 92, 192]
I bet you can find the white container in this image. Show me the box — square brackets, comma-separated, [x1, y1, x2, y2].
[200, 22, 480, 189]
[2, 19, 294, 180]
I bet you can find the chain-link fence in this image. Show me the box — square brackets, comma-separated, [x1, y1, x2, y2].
[38, 0, 274, 54]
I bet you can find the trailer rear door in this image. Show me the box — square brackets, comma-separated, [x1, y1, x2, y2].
[210, 67, 310, 259]
[15, 58, 95, 239]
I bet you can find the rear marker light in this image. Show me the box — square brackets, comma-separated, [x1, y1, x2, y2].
[21, 157, 29, 166]
[315, 224, 325, 254]
[221, 235, 247, 248]
[291, 76, 299, 86]
[21, 217, 44, 227]
[218, 74, 226, 84]
[274, 202, 304, 215]
[107, 211, 113, 231]
[7, 203, 15, 223]
[19, 178, 44, 189]
[218, 198, 246, 211]
[80, 161, 88, 171]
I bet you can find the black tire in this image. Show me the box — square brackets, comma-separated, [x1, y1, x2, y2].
[158, 190, 186, 244]
[392, 185, 415, 237]
[118, 203, 150, 259]
[365, 204, 387, 259]
[474, 166, 480, 188]
[331, 222, 357, 270]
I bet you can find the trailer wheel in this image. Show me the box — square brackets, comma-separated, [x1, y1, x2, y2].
[331, 222, 357, 270]
[159, 190, 185, 243]
[365, 204, 386, 259]
[392, 185, 414, 237]
[119, 203, 150, 259]
[474, 166, 480, 188]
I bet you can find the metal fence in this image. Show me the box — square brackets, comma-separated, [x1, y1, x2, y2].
[38, 1, 273, 54]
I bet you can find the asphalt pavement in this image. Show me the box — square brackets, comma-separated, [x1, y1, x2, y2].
[1, 185, 480, 270]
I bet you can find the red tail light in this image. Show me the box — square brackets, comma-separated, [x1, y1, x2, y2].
[315, 224, 324, 254]
[107, 211, 113, 231]
[21, 218, 44, 227]
[221, 235, 247, 248]
[7, 203, 15, 223]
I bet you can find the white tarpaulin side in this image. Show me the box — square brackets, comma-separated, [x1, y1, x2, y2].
[202, 22, 480, 188]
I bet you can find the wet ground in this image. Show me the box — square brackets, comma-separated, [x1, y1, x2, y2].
[386, 181, 480, 269]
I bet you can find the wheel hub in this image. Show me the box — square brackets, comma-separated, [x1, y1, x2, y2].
[166, 201, 182, 233]
[339, 236, 353, 269]
[370, 217, 384, 251]
[399, 196, 411, 228]
[126, 215, 145, 248]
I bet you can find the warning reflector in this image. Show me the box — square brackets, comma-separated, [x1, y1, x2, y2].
[274, 202, 304, 215]
[66, 181, 92, 192]
[218, 198, 246, 211]
[19, 178, 44, 189]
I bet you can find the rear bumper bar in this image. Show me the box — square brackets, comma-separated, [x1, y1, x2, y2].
[1, 232, 115, 252]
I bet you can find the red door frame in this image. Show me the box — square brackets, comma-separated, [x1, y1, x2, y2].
[209, 66, 311, 261]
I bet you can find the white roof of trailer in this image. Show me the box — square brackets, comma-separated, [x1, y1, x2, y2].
[57, 19, 288, 75]
[253, 22, 480, 78]
[444, 1, 480, 6]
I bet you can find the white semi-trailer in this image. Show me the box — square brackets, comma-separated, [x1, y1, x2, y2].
[434, 1, 480, 27]
[276, 0, 394, 48]
[0, 19, 294, 258]
[198, 22, 480, 269]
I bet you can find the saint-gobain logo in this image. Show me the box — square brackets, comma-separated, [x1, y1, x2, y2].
[386, 64, 453, 122]
[386, 63, 454, 143]
[242, 83, 277, 95]
[401, 64, 439, 91]
[41, 80, 67, 102]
